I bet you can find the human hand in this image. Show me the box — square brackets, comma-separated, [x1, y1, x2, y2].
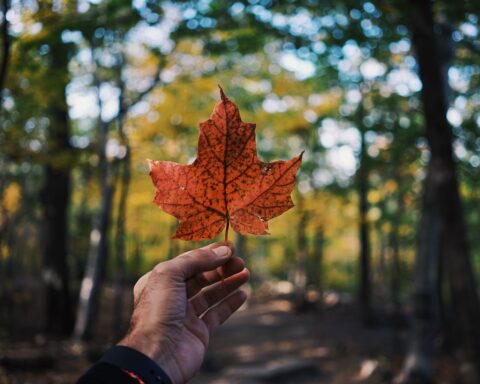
[119, 242, 249, 384]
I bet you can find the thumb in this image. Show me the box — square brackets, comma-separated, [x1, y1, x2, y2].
[171, 243, 233, 280]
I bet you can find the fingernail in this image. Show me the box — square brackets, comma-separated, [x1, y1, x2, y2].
[213, 246, 230, 258]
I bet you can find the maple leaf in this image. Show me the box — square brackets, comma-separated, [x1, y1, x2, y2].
[148, 87, 303, 241]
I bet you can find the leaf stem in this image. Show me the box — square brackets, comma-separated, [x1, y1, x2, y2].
[224, 217, 229, 244]
[218, 217, 230, 285]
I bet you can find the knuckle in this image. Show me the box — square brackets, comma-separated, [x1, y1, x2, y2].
[152, 263, 164, 274]
[152, 261, 171, 275]
[133, 281, 141, 296]
[133, 273, 149, 298]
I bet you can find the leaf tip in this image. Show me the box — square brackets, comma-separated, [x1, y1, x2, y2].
[218, 85, 227, 102]
[296, 151, 305, 164]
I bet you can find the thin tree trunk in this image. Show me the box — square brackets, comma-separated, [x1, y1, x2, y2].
[0, 0, 11, 336]
[399, 177, 441, 383]
[399, 1, 480, 381]
[390, 140, 404, 317]
[73, 67, 115, 340]
[42, 39, 73, 336]
[294, 197, 309, 311]
[113, 67, 130, 341]
[113, 155, 129, 340]
[312, 223, 324, 295]
[0, 0, 10, 103]
[357, 93, 372, 325]
[377, 226, 386, 278]
[390, 185, 403, 315]
[74, 46, 165, 340]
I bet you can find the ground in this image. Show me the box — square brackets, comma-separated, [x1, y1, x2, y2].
[0, 289, 459, 384]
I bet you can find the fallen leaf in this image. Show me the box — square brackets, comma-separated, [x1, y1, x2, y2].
[148, 87, 303, 241]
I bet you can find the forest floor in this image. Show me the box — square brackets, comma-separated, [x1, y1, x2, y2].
[0, 287, 459, 384]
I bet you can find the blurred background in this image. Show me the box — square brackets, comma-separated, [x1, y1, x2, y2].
[1, 0, 480, 383]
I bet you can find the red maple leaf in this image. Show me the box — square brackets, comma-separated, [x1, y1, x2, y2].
[148, 88, 303, 241]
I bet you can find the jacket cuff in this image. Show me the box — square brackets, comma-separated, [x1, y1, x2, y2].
[100, 345, 173, 384]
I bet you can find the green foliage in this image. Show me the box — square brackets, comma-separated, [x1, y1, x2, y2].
[1, 0, 479, 299]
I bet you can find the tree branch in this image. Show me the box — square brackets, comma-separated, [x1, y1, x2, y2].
[105, 54, 168, 126]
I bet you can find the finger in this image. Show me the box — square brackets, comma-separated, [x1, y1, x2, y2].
[135, 241, 235, 297]
[170, 242, 234, 280]
[187, 256, 245, 298]
[190, 268, 249, 316]
[202, 290, 247, 331]
[192, 241, 235, 255]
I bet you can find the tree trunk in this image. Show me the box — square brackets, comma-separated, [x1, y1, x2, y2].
[113, 154, 129, 341]
[74, 43, 163, 341]
[0, 0, 10, 106]
[377, 226, 386, 278]
[113, 72, 130, 341]
[390, 143, 404, 317]
[311, 223, 324, 299]
[294, 198, 309, 311]
[42, 40, 73, 336]
[390, 185, 403, 315]
[73, 124, 115, 340]
[73, 69, 115, 340]
[400, 0, 480, 381]
[357, 94, 372, 325]
[399, 176, 441, 383]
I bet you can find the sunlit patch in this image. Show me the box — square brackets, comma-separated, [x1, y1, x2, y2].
[301, 347, 330, 359]
[354, 359, 379, 381]
[279, 52, 315, 80]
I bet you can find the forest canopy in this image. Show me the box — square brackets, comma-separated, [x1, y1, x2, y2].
[1, 1, 480, 383]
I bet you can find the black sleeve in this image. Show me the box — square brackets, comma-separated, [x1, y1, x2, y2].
[77, 362, 140, 384]
[77, 345, 173, 384]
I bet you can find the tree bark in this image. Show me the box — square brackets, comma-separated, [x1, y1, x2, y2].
[74, 44, 165, 340]
[41, 39, 73, 336]
[390, 136, 404, 317]
[0, 0, 10, 335]
[73, 121, 115, 340]
[113, 68, 130, 341]
[112, 168, 127, 331]
[312, 223, 324, 295]
[294, 196, 309, 311]
[73, 65, 115, 340]
[0, 0, 10, 103]
[400, 0, 480, 381]
[390, 183, 403, 315]
[357, 93, 372, 326]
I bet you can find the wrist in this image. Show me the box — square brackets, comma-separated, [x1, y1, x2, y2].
[99, 345, 173, 384]
[119, 332, 181, 384]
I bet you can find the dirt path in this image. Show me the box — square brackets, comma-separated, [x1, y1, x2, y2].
[191, 298, 404, 384]
[0, 297, 458, 383]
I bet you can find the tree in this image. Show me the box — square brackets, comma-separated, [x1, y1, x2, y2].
[42, 36, 74, 335]
[0, 0, 10, 102]
[399, 0, 480, 382]
[73, 49, 117, 340]
[73, 31, 166, 340]
[356, 89, 372, 325]
[32, 5, 78, 335]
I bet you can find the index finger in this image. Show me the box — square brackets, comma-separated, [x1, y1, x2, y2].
[133, 241, 235, 299]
